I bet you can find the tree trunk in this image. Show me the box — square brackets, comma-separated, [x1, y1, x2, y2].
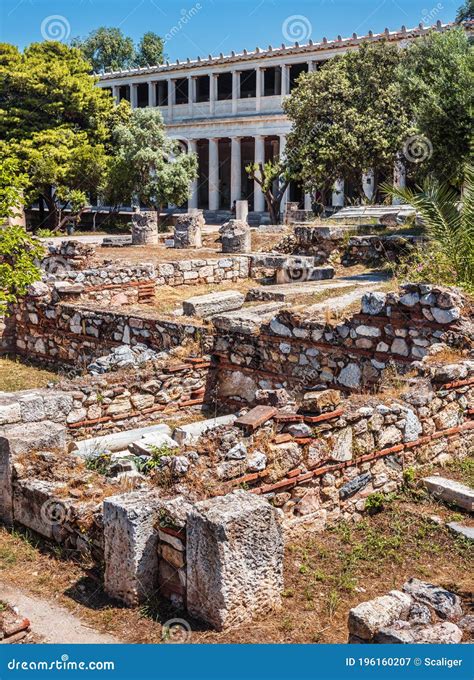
[41, 190, 60, 231]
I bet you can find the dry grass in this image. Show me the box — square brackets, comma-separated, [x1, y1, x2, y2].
[0, 358, 60, 392]
[0, 482, 471, 644]
[147, 279, 258, 313]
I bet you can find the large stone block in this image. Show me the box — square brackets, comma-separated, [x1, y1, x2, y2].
[103, 490, 161, 606]
[131, 211, 158, 246]
[182, 291, 245, 318]
[220, 220, 251, 253]
[348, 591, 412, 640]
[186, 490, 283, 630]
[174, 212, 203, 249]
[422, 476, 474, 512]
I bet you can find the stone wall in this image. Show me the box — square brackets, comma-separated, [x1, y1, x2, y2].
[213, 285, 472, 403]
[14, 293, 211, 367]
[341, 234, 422, 267]
[0, 357, 212, 437]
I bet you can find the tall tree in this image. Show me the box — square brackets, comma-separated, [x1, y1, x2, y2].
[246, 160, 294, 224]
[135, 32, 165, 67]
[456, 0, 474, 21]
[71, 27, 135, 72]
[283, 42, 411, 202]
[397, 28, 473, 187]
[105, 108, 197, 218]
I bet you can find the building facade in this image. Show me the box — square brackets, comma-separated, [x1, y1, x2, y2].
[97, 21, 452, 218]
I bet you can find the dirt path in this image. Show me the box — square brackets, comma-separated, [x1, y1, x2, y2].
[0, 582, 121, 644]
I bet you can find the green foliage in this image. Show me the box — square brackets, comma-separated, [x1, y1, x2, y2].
[84, 451, 111, 475]
[246, 159, 295, 223]
[135, 32, 165, 68]
[365, 492, 396, 514]
[284, 41, 410, 201]
[0, 225, 44, 312]
[385, 164, 474, 291]
[72, 27, 165, 72]
[136, 443, 175, 473]
[0, 148, 28, 220]
[397, 28, 473, 186]
[106, 108, 197, 212]
[456, 0, 474, 21]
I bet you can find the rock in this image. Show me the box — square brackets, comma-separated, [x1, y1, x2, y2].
[391, 338, 409, 356]
[356, 325, 381, 337]
[408, 602, 432, 625]
[174, 212, 203, 249]
[348, 591, 412, 640]
[225, 443, 247, 460]
[287, 423, 313, 438]
[131, 210, 158, 245]
[330, 427, 353, 462]
[422, 477, 474, 512]
[247, 451, 267, 472]
[340, 473, 371, 500]
[183, 291, 245, 318]
[220, 219, 251, 253]
[170, 456, 190, 475]
[433, 403, 460, 430]
[402, 408, 422, 443]
[130, 433, 179, 457]
[459, 615, 474, 633]
[338, 363, 361, 389]
[399, 292, 420, 307]
[186, 491, 284, 630]
[412, 622, 463, 644]
[378, 425, 402, 448]
[174, 414, 237, 445]
[361, 292, 386, 316]
[402, 578, 463, 621]
[431, 307, 460, 324]
[447, 522, 474, 542]
[302, 389, 341, 414]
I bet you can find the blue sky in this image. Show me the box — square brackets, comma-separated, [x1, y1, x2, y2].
[0, 0, 461, 59]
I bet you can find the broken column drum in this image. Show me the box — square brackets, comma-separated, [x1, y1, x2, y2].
[131, 211, 159, 246]
[220, 219, 251, 253]
[174, 212, 203, 249]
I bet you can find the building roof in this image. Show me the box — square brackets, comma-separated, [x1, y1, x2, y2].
[97, 20, 465, 81]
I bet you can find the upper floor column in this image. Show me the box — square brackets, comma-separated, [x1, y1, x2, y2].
[256, 67, 263, 112]
[281, 64, 290, 97]
[112, 84, 120, 105]
[188, 75, 195, 117]
[168, 78, 175, 121]
[148, 81, 156, 107]
[232, 71, 240, 115]
[209, 73, 217, 115]
[130, 83, 138, 108]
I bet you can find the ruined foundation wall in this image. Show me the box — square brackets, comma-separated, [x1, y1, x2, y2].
[214, 285, 472, 404]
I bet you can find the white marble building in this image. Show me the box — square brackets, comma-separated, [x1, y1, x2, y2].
[97, 21, 453, 218]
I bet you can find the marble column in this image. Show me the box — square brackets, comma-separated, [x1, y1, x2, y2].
[281, 65, 290, 97]
[188, 139, 199, 209]
[232, 71, 240, 114]
[254, 135, 266, 212]
[256, 67, 262, 112]
[112, 85, 120, 105]
[393, 157, 406, 205]
[130, 83, 138, 108]
[210, 73, 217, 115]
[332, 178, 345, 207]
[148, 81, 156, 107]
[188, 75, 195, 117]
[304, 193, 312, 211]
[230, 137, 242, 207]
[279, 134, 289, 216]
[208, 138, 220, 211]
[362, 169, 375, 201]
[168, 79, 175, 121]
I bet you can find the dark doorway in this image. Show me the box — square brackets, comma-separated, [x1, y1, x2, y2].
[264, 67, 282, 96]
[156, 81, 168, 106]
[137, 83, 149, 107]
[240, 69, 256, 98]
[196, 75, 210, 102]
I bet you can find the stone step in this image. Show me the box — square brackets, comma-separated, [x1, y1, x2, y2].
[182, 291, 245, 318]
[212, 302, 286, 335]
[447, 522, 474, 541]
[246, 281, 354, 303]
[422, 476, 474, 512]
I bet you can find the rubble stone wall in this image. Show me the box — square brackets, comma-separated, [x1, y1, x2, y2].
[214, 285, 472, 402]
[0, 358, 212, 437]
[341, 234, 422, 267]
[14, 297, 211, 367]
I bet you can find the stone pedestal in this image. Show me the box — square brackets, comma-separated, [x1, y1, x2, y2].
[186, 491, 283, 630]
[235, 200, 249, 222]
[131, 211, 159, 246]
[220, 219, 251, 253]
[174, 211, 203, 249]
